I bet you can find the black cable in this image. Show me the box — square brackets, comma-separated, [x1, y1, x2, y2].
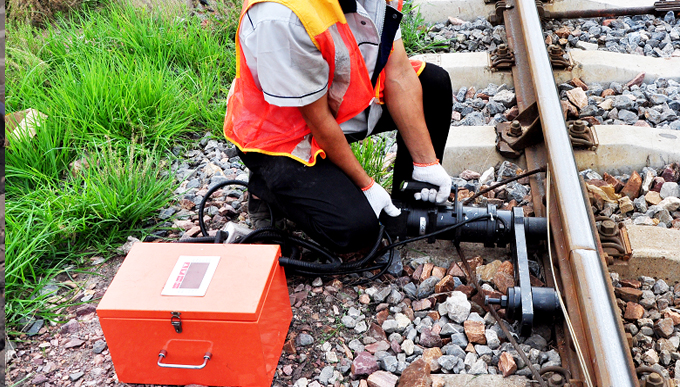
[355, 231, 395, 285]
[214, 230, 228, 243]
[176, 236, 220, 243]
[198, 180, 273, 237]
[329, 225, 385, 269]
[462, 166, 547, 205]
[241, 227, 340, 266]
[277, 228, 386, 273]
[497, 215, 509, 241]
[282, 215, 492, 278]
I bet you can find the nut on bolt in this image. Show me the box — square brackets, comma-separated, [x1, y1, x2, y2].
[570, 120, 587, 134]
[497, 44, 509, 56]
[549, 373, 564, 386]
[645, 372, 665, 387]
[599, 220, 618, 237]
[548, 45, 564, 57]
[509, 120, 523, 137]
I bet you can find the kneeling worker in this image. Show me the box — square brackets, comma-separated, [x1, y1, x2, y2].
[223, 0, 454, 252]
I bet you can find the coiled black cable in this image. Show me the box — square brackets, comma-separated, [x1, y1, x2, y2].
[242, 227, 341, 268]
[197, 180, 271, 237]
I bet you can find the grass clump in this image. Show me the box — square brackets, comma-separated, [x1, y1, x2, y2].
[7, 5, 236, 153]
[6, 142, 177, 328]
[351, 136, 394, 190]
[6, 2, 236, 330]
[6, 0, 105, 26]
[400, 1, 449, 55]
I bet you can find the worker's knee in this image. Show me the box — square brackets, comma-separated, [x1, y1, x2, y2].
[419, 63, 451, 88]
[419, 64, 453, 102]
[314, 211, 381, 253]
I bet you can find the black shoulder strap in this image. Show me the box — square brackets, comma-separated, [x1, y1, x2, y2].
[338, 0, 357, 14]
[371, 5, 403, 87]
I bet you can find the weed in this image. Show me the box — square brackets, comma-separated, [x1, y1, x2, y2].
[8, 373, 34, 387]
[7, 4, 235, 152]
[6, 0, 104, 26]
[7, 6, 210, 327]
[351, 136, 394, 190]
[77, 141, 177, 229]
[400, 0, 449, 55]
[6, 115, 75, 193]
[6, 140, 177, 327]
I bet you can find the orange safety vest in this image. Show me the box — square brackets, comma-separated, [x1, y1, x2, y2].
[224, 0, 421, 166]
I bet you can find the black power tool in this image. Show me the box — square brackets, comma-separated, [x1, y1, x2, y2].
[380, 181, 559, 336]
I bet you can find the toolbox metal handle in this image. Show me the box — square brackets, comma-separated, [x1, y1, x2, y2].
[157, 349, 212, 369]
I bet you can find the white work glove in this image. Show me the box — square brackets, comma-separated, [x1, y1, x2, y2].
[412, 160, 452, 204]
[362, 179, 402, 218]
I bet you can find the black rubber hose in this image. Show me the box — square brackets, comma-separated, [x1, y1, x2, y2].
[338, 226, 386, 269]
[276, 217, 494, 276]
[374, 214, 493, 257]
[214, 230, 228, 243]
[236, 227, 293, 251]
[198, 179, 273, 237]
[278, 257, 343, 271]
[237, 226, 283, 242]
[240, 227, 341, 265]
[199, 180, 247, 236]
[192, 179, 494, 278]
[191, 179, 386, 275]
[285, 235, 342, 265]
[346, 218, 490, 283]
[359, 231, 395, 284]
[277, 226, 386, 272]
[176, 236, 221, 243]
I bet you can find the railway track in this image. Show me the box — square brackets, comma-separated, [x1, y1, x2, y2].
[484, 0, 676, 386]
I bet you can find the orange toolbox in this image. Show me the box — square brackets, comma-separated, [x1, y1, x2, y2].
[96, 243, 292, 386]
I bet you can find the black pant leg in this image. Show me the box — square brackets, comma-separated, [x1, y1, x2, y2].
[371, 63, 453, 201]
[420, 63, 453, 163]
[239, 150, 381, 253]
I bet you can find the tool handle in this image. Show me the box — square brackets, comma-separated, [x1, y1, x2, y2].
[157, 349, 212, 369]
[399, 181, 439, 195]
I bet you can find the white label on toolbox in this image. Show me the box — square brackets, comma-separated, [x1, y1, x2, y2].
[161, 256, 220, 296]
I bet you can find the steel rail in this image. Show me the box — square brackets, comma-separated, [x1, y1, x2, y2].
[513, 0, 638, 385]
[501, 4, 596, 381]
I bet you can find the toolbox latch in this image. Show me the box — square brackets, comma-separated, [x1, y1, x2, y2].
[171, 312, 182, 333]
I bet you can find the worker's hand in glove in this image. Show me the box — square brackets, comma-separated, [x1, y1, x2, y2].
[412, 160, 452, 204]
[362, 179, 402, 218]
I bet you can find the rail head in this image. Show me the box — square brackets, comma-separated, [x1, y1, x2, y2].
[511, 0, 640, 385]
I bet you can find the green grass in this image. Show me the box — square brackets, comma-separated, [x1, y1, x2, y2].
[7, 5, 235, 152]
[5, 2, 237, 330]
[6, 142, 178, 328]
[351, 136, 394, 190]
[400, 0, 449, 55]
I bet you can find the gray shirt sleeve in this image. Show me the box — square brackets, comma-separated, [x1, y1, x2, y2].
[239, 2, 329, 107]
